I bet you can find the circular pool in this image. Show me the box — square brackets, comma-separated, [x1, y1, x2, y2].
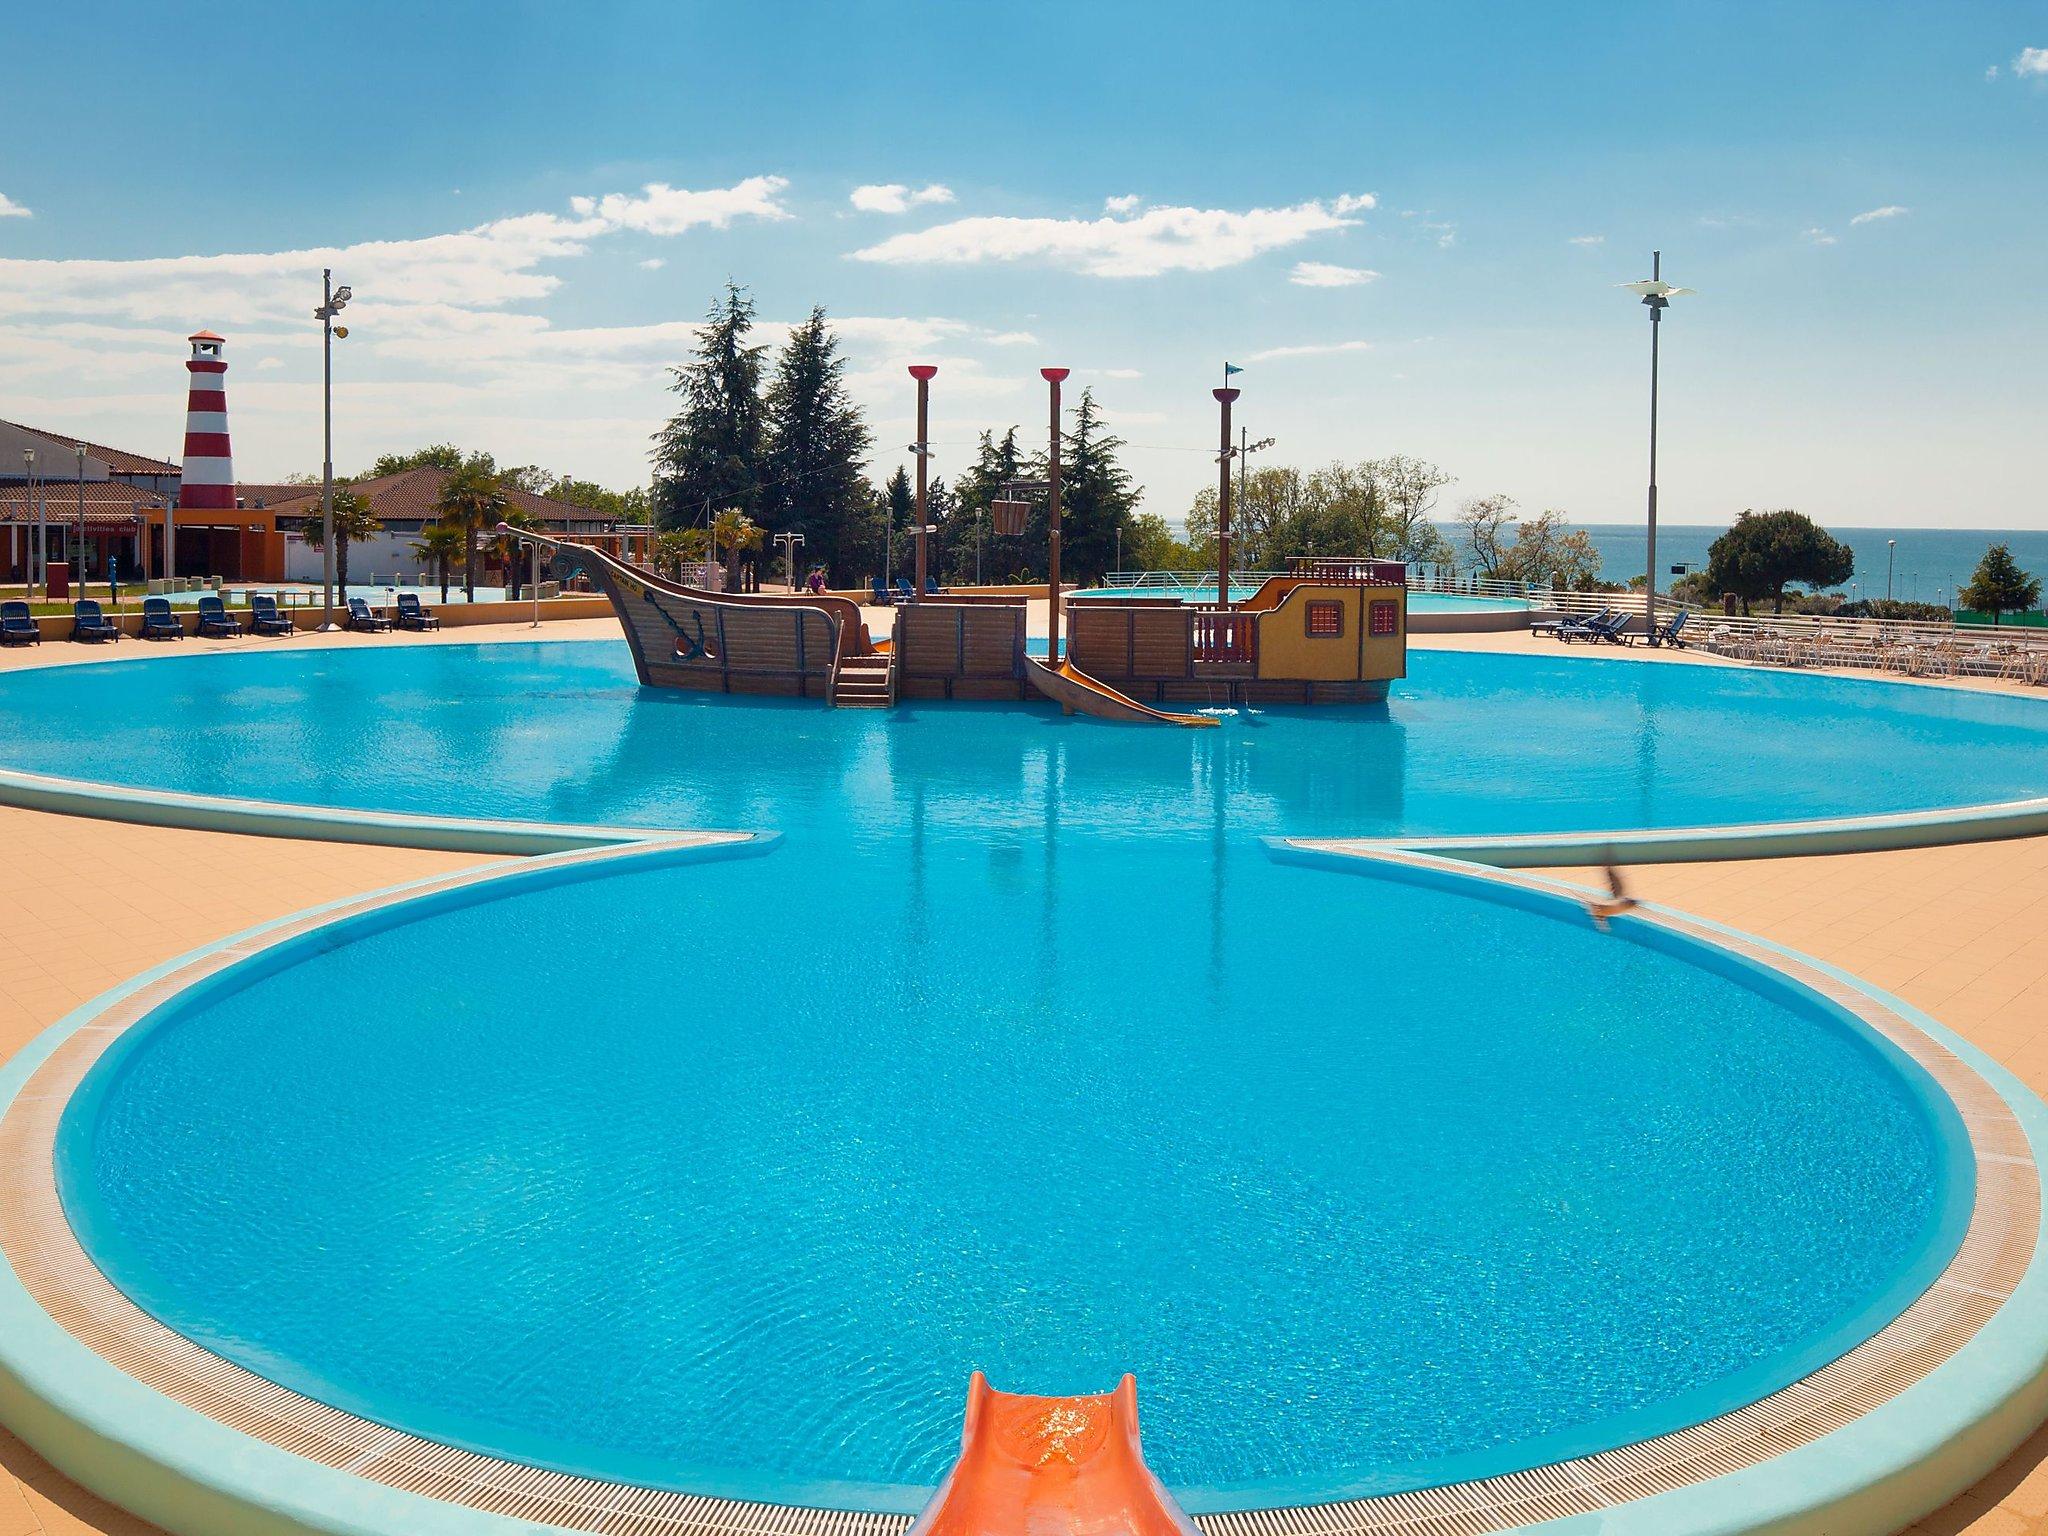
[55, 841, 1968, 1511]
[0, 641, 2044, 845]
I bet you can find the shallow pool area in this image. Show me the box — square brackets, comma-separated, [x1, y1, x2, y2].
[54, 838, 1968, 1510]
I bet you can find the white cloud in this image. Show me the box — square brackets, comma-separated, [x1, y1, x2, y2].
[1333, 193, 1377, 215]
[1801, 226, 1838, 246]
[638, 257, 666, 270]
[1850, 205, 1909, 225]
[1092, 367, 1143, 379]
[254, 357, 284, 370]
[1289, 261, 1378, 288]
[850, 182, 956, 215]
[983, 330, 1038, 346]
[0, 193, 29, 219]
[849, 194, 1373, 278]
[1103, 194, 1142, 215]
[0, 177, 790, 329]
[1568, 234, 1605, 247]
[1246, 339, 1373, 362]
[2014, 47, 2048, 76]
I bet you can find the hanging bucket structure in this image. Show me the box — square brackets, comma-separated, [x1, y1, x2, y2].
[991, 499, 1030, 537]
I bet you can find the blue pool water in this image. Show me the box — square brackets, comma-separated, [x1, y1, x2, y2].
[60, 842, 1964, 1508]
[0, 641, 2043, 840]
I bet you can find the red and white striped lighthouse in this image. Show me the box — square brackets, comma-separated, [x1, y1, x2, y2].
[180, 330, 234, 511]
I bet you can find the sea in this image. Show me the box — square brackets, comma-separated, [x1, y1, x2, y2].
[1436, 524, 2048, 607]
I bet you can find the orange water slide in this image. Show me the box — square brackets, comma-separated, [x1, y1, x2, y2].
[1025, 658, 1220, 728]
[909, 1373, 1200, 1536]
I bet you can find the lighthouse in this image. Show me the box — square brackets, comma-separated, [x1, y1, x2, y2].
[180, 331, 234, 512]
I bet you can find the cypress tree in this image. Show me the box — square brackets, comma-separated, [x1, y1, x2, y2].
[762, 306, 872, 580]
[652, 282, 766, 532]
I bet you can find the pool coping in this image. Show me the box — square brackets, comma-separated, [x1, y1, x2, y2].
[0, 839, 2043, 1536]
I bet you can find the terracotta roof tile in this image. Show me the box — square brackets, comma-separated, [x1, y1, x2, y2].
[0, 421, 182, 477]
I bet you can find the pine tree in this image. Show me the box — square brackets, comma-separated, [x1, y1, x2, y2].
[1056, 388, 1140, 585]
[881, 465, 914, 584]
[762, 306, 872, 581]
[652, 282, 766, 532]
[1960, 543, 2043, 625]
[940, 428, 1027, 584]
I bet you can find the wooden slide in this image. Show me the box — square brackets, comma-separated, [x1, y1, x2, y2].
[909, 1373, 1200, 1536]
[1026, 658, 1220, 728]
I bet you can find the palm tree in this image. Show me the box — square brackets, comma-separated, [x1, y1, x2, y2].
[297, 489, 383, 596]
[711, 509, 764, 590]
[491, 506, 544, 599]
[651, 529, 705, 582]
[432, 459, 508, 601]
[410, 522, 466, 604]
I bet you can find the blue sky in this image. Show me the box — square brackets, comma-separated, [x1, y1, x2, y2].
[2, 1, 2043, 529]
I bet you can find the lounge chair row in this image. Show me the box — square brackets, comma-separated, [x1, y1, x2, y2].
[1705, 625, 2048, 684]
[1532, 608, 1689, 647]
[0, 593, 443, 646]
[869, 577, 947, 606]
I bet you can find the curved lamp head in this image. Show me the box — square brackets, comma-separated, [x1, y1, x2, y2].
[1040, 367, 1070, 383]
[907, 365, 938, 381]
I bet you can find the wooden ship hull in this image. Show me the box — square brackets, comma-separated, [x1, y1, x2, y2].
[513, 534, 1406, 720]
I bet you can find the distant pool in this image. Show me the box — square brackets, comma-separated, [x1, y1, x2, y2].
[1, 640, 2043, 842]
[1070, 585, 1530, 615]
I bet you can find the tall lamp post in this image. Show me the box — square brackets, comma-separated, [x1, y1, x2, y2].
[1043, 367, 1070, 661]
[313, 270, 353, 630]
[1886, 539, 1897, 605]
[21, 450, 36, 597]
[75, 443, 86, 584]
[1621, 253, 1692, 645]
[774, 529, 805, 592]
[907, 365, 937, 601]
[1213, 386, 1240, 606]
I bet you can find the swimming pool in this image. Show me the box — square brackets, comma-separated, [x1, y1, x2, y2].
[0, 641, 2043, 844]
[54, 838, 1968, 1512]
[1070, 584, 1530, 614]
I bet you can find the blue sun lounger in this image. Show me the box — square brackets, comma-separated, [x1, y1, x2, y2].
[71, 599, 121, 643]
[140, 596, 183, 640]
[196, 594, 241, 637]
[396, 593, 440, 631]
[249, 593, 293, 636]
[0, 600, 39, 646]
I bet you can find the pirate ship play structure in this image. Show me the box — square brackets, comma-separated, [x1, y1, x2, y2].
[505, 371, 1406, 725]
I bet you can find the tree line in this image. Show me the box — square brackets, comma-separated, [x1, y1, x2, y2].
[650, 282, 1147, 588]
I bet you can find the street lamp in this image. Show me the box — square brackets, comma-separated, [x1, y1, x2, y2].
[21, 450, 36, 597]
[774, 529, 806, 592]
[313, 270, 353, 629]
[1620, 253, 1693, 645]
[907, 365, 937, 601]
[75, 443, 86, 586]
[1886, 539, 1897, 605]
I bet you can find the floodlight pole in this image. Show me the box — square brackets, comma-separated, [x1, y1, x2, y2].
[21, 450, 36, 596]
[1886, 539, 1896, 604]
[75, 444, 86, 583]
[1643, 250, 1663, 647]
[1043, 368, 1069, 661]
[908, 365, 936, 602]
[1214, 386, 1240, 609]
[320, 269, 338, 629]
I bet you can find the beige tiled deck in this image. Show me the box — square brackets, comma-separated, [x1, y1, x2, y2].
[0, 620, 2045, 1535]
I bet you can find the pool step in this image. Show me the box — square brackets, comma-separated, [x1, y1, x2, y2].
[834, 654, 894, 708]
